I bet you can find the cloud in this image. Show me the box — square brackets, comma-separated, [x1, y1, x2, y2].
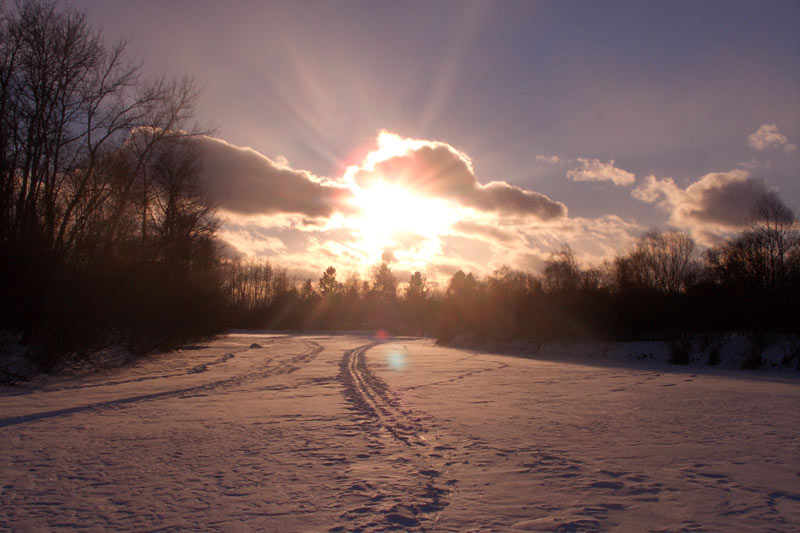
[632, 169, 772, 243]
[510, 214, 643, 268]
[217, 226, 288, 257]
[536, 154, 562, 164]
[452, 220, 516, 243]
[393, 231, 429, 249]
[351, 134, 566, 219]
[747, 124, 797, 152]
[566, 158, 636, 186]
[538, 153, 635, 187]
[196, 136, 354, 217]
[202, 131, 651, 282]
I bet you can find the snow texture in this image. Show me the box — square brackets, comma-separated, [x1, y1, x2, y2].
[1, 334, 798, 531]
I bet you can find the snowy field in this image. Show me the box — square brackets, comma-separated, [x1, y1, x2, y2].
[1, 334, 798, 531]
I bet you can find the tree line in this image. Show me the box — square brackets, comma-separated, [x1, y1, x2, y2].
[222, 192, 799, 349]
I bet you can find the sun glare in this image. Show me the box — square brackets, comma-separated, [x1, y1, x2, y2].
[355, 183, 453, 239]
[343, 132, 461, 265]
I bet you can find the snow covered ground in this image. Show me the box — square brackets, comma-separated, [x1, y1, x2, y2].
[1, 334, 798, 531]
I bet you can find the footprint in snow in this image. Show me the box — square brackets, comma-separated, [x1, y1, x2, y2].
[589, 481, 624, 490]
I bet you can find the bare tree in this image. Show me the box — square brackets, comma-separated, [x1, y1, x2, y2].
[705, 192, 799, 293]
[745, 192, 799, 291]
[0, 1, 206, 259]
[0, 1, 221, 368]
[149, 137, 218, 265]
[615, 229, 697, 293]
[543, 245, 582, 293]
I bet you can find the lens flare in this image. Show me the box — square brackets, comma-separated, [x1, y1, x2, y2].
[386, 348, 406, 370]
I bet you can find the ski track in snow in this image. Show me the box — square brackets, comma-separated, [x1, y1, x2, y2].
[1, 334, 798, 531]
[338, 343, 451, 530]
[0, 338, 321, 428]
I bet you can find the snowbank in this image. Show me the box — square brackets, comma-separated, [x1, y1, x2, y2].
[0, 333, 137, 384]
[447, 333, 800, 372]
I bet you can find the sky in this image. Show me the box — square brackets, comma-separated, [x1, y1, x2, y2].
[75, 0, 800, 285]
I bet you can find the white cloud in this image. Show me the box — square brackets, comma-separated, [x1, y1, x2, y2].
[536, 154, 562, 164]
[747, 124, 797, 152]
[566, 158, 636, 186]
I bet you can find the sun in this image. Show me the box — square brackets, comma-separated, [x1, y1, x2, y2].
[353, 182, 454, 240]
[342, 132, 461, 265]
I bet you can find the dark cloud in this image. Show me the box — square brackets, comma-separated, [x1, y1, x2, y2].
[197, 136, 354, 217]
[474, 180, 566, 218]
[679, 173, 770, 226]
[632, 170, 772, 234]
[216, 238, 244, 259]
[353, 143, 566, 219]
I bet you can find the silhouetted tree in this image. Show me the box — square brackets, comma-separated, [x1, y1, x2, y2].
[704, 194, 799, 293]
[371, 263, 398, 302]
[615, 230, 697, 294]
[364, 263, 399, 331]
[745, 192, 799, 292]
[543, 246, 582, 293]
[406, 271, 428, 301]
[319, 266, 340, 296]
[301, 279, 316, 301]
[403, 271, 429, 335]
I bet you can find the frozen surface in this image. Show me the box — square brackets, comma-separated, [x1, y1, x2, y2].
[1, 334, 798, 531]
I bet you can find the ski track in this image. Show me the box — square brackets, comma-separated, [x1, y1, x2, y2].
[338, 343, 453, 530]
[0, 339, 322, 428]
[2, 339, 277, 397]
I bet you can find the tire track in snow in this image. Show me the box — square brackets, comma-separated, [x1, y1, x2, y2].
[0, 340, 323, 428]
[338, 343, 453, 530]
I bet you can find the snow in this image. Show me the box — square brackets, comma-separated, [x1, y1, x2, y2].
[1, 334, 798, 531]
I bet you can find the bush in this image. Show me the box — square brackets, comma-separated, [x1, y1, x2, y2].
[668, 337, 692, 365]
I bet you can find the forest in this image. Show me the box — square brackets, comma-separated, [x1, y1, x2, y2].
[1, 1, 798, 374]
